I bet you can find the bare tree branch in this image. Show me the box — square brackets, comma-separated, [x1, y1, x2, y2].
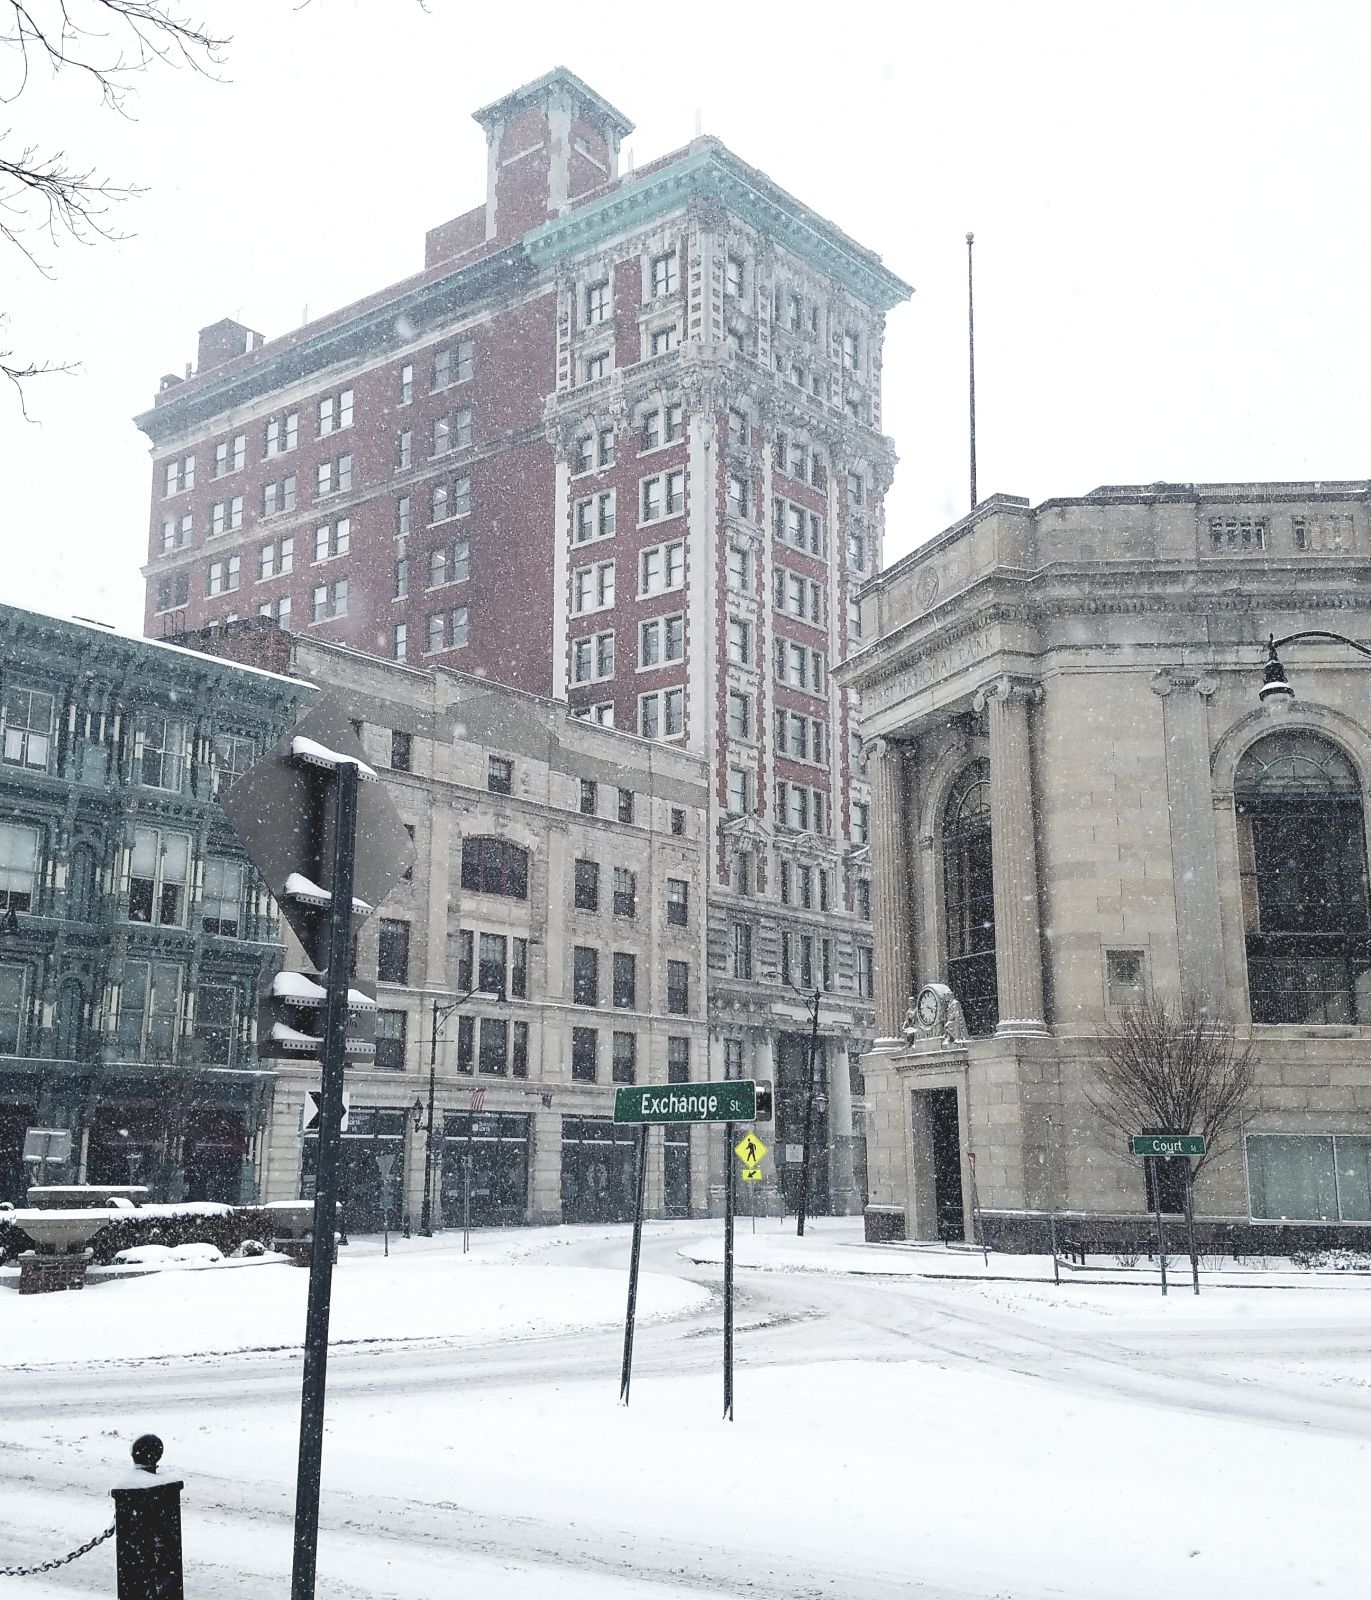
[1085, 993, 1257, 1178]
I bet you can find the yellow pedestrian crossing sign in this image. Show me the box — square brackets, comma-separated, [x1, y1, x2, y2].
[735, 1134, 768, 1166]
[740, 1166, 764, 1183]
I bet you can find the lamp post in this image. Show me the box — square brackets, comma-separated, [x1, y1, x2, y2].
[417, 985, 502, 1236]
[1258, 630, 1371, 705]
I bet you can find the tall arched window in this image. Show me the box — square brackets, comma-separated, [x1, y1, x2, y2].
[1236, 731, 1370, 1023]
[943, 760, 997, 1036]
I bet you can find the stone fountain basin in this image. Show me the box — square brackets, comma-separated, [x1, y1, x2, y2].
[7, 1209, 117, 1253]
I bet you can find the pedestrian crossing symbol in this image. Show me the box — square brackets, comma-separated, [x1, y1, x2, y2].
[734, 1134, 768, 1166]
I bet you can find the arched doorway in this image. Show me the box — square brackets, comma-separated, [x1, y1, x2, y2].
[943, 760, 997, 1036]
[1236, 730, 1371, 1023]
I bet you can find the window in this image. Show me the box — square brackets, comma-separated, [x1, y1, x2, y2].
[612, 1030, 636, 1084]
[432, 410, 472, 456]
[732, 851, 753, 896]
[432, 339, 474, 391]
[478, 932, 508, 997]
[585, 280, 610, 325]
[311, 580, 348, 622]
[841, 330, 860, 371]
[639, 688, 683, 739]
[483, 756, 512, 795]
[1236, 731, 1371, 1024]
[393, 555, 408, 599]
[666, 959, 689, 1015]
[377, 919, 410, 985]
[725, 545, 750, 595]
[847, 470, 865, 507]
[572, 629, 615, 684]
[397, 430, 412, 471]
[727, 766, 751, 815]
[163, 454, 195, 495]
[574, 859, 600, 911]
[314, 518, 350, 562]
[583, 351, 609, 382]
[579, 778, 597, 815]
[206, 556, 239, 596]
[200, 856, 242, 936]
[613, 866, 636, 917]
[942, 760, 996, 1036]
[571, 1026, 598, 1082]
[640, 409, 661, 451]
[456, 1014, 475, 1073]
[138, 713, 184, 791]
[211, 434, 246, 478]
[856, 878, 872, 920]
[375, 1009, 406, 1070]
[262, 413, 296, 457]
[573, 490, 615, 543]
[613, 952, 637, 1009]
[666, 878, 688, 926]
[573, 946, 599, 1006]
[728, 618, 751, 665]
[779, 861, 792, 905]
[1292, 513, 1352, 552]
[208, 497, 243, 536]
[1209, 516, 1268, 552]
[670, 808, 686, 837]
[732, 922, 753, 980]
[397, 363, 413, 405]
[156, 572, 190, 612]
[393, 623, 407, 660]
[856, 945, 874, 999]
[639, 613, 684, 667]
[128, 826, 190, 926]
[396, 496, 412, 537]
[116, 960, 181, 1061]
[316, 455, 352, 496]
[651, 250, 678, 298]
[460, 838, 531, 902]
[650, 325, 678, 357]
[666, 1036, 690, 1084]
[317, 389, 354, 437]
[639, 541, 684, 595]
[192, 982, 236, 1067]
[725, 255, 744, 297]
[160, 512, 193, 553]
[0, 822, 39, 913]
[512, 1020, 529, 1077]
[572, 560, 615, 613]
[1247, 1133, 1371, 1222]
[2, 688, 54, 771]
[1105, 949, 1147, 1006]
[0, 963, 25, 1054]
[390, 730, 412, 772]
[617, 788, 634, 825]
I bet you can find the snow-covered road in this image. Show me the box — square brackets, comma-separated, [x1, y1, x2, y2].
[2, 1220, 1368, 1599]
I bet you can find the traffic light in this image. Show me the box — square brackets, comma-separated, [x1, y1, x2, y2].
[753, 1080, 774, 1122]
[257, 968, 377, 1062]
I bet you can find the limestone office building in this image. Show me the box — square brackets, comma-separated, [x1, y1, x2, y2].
[840, 482, 1371, 1244]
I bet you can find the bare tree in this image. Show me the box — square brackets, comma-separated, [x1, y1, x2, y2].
[1, 2, 228, 401]
[1086, 993, 1257, 1180]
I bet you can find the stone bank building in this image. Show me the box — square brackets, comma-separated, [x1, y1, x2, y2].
[841, 483, 1371, 1243]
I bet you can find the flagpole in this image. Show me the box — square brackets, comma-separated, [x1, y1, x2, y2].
[966, 231, 977, 512]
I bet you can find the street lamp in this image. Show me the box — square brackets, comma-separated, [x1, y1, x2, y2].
[418, 985, 502, 1236]
[1258, 630, 1371, 705]
[764, 967, 824, 1239]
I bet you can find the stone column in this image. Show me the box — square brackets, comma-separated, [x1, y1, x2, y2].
[823, 1038, 859, 1214]
[1151, 668, 1225, 1010]
[868, 738, 913, 1044]
[974, 676, 1048, 1036]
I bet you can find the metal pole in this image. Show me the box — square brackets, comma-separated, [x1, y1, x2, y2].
[463, 1112, 475, 1253]
[619, 1122, 649, 1405]
[421, 1004, 438, 1236]
[723, 1118, 736, 1421]
[1151, 1155, 1168, 1298]
[290, 759, 359, 1600]
[796, 991, 821, 1239]
[1048, 1210, 1060, 1287]
[966, 230, 977, 512]
[1185, 1162, 1200, 1296]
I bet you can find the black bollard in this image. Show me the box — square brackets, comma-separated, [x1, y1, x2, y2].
[110, 1434, 184, 1600]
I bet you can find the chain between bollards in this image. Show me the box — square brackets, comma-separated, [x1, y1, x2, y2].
[0, 1524, 115, 1577]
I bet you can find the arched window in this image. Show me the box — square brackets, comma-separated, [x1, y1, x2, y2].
[943, 760, 997, 1036]
[1236, 731, 1370, 1023]
[459, 836, 529, 900]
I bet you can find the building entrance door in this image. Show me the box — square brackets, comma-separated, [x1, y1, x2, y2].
[927, 1087, 965, 1242]
[560, 1117, 637, 1223]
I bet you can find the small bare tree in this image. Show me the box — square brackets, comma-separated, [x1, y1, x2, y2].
[1087, 993, 1257, 1179]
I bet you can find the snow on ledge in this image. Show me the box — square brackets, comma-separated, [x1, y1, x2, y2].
[290, 736, 377, 780]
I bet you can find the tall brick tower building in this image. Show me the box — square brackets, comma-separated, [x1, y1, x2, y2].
[136, 68, 912, 1213]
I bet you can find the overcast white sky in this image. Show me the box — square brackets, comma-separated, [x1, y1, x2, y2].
[2, 1, 1369, 632]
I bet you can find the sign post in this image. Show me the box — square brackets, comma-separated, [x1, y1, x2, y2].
[614, 1080, 758, 1413]
[1129, 1135, 1206, 1300]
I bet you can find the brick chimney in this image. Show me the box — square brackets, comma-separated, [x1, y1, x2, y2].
[471, 67, 634, 245]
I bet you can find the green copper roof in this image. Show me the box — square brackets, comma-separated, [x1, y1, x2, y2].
[524, 142, 913, 312]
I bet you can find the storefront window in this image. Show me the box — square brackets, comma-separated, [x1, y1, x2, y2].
[1248, 1132, 1371, 1221]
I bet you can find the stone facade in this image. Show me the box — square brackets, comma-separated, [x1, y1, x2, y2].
[839, 483, 1371, 1243]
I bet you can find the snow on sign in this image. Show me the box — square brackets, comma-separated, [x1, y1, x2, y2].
[613, 1080, 756, 1125]
[1129, 1134, 1206, 1158]
[303, 1091, 350, 1133]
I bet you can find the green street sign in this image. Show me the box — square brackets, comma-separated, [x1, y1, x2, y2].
[1129, 1134, 1206, 1158]
[614, 1080, 756, 1125]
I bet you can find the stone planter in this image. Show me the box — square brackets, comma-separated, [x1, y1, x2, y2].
[19, 1248, 94, 1294]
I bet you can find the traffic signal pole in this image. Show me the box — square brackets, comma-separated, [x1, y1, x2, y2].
[291, 759, 360, 1600]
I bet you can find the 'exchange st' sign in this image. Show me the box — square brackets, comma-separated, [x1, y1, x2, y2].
[614, 1080, 757, 1125]
[1129, 1134, 1206, 1158]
